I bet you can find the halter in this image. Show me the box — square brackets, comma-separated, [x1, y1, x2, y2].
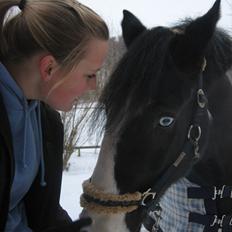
[80, 58, 209, 215]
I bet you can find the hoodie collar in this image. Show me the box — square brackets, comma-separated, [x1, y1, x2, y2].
[0, 62, 46, 187]
[0, 63, 25, 107]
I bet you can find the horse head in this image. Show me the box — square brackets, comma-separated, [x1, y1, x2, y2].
[81, 0, 232, 231]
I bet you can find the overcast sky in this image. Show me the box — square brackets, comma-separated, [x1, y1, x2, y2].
[80, 0, 231, 36]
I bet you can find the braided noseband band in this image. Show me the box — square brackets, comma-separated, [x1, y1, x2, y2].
[80, 180, 154, 214]
[19, 0, 26, 10]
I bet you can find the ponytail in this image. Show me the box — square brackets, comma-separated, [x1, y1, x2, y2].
[0, 0, 109, 71]
[0, 1, 20, 61]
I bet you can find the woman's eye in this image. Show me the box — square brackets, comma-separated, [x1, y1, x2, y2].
[159, 116, 174, 127]
[87, 74, 96, 79]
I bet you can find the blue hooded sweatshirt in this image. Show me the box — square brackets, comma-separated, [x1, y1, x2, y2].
[0, 63, 45, 232]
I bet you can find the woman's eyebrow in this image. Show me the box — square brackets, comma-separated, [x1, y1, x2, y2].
[90, 68, 101, 72]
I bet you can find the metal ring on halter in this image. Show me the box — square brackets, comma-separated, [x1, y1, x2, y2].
[187, 125, 202, 143]
[141, 188, 156, 206]
[197, 89, 206, 108]
[19, 0, 26, 10]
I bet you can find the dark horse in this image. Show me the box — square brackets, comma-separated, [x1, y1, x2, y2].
[80, 0, 232, 231]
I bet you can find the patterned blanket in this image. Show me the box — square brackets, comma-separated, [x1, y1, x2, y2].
[150, 178, 206, 232]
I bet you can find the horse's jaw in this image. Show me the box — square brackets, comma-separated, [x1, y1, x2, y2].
[84, 133, 130, 232]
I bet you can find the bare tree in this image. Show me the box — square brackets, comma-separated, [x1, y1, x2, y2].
[61, 103, 91, 170]
[97, 36, 126, 92]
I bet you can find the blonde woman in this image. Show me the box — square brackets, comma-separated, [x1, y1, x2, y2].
[0, 0, 109, 231]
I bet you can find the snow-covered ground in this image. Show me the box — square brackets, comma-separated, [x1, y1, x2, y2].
[60, 149, 99, 220]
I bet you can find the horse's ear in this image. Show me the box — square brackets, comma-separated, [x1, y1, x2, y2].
[171, 0, 221, 71]
[121, 10, 146, 48]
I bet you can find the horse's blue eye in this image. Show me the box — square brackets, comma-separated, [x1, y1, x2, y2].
[159, 117, 174, 127]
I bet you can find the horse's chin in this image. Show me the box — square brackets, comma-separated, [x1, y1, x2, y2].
[78, 209, 92, 231]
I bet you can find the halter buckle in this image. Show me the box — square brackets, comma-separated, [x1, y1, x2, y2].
[141, 188, 156, 206]
[188, 125, 201, 142]
[188, 125, 201, 158]
[197, 89, 207, 108]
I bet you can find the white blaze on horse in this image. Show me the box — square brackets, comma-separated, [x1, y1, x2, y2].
[80, 0, 232, 231]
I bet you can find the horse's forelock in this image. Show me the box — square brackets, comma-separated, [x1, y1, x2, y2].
[95, 27, 175, 133]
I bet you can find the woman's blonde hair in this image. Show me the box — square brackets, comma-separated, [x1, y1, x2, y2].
[0, 0, 109, 72]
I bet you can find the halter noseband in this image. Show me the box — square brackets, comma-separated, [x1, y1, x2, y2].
[81, 58, 209, 215]
[80, 180, 153, 214]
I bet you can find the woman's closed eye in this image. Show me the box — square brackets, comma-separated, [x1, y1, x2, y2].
[87, 74, 96, 79]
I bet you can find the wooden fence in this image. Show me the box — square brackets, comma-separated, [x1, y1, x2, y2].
[74, 145, 101, 156]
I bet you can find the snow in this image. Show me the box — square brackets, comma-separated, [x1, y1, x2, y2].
[60, 149, 99, 220]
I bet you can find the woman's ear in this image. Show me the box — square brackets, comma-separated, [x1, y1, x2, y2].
[39, 55, 58, 82]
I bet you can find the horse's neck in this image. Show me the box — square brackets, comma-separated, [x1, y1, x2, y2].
[208, 71, 232, 133]
[191, 71, 232, 185]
